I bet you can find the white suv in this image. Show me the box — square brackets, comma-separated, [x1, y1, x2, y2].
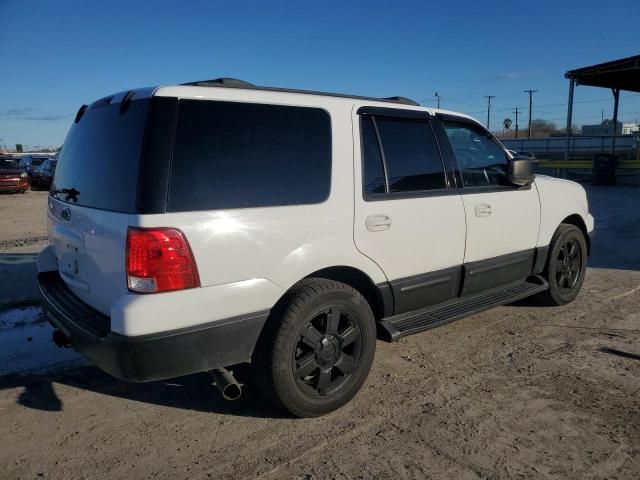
[38, 78, 594, 417]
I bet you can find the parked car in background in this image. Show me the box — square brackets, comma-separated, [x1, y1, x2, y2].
[18, 155, 49, 177]
[0, 157, 30, 193]
[32, 158, 57, 189]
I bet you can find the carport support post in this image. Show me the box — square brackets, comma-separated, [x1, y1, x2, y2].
[565, 78, 575, 161]
[611, 88, 620, 154]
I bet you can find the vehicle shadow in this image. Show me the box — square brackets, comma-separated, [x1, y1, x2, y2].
[0, 364, 289, 419]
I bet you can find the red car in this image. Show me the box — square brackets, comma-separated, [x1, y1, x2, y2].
[0, 157, 30, 193]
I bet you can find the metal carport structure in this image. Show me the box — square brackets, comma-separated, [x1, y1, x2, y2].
[564, 54, 640, 160]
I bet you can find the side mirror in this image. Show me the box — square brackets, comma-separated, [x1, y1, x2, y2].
[508, 157, 535, 186]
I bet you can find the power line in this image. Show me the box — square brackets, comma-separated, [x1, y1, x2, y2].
[436, 96, 486, 109]
[441, 93, 640, 116]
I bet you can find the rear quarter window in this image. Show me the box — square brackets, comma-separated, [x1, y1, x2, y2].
[167, 100, 332, 212]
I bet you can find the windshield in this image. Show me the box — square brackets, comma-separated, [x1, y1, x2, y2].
[52, 98, 150, 212]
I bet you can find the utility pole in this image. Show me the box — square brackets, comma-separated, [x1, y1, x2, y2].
[485, 95, 495, 131]
[524, 89, 537, 138]
[513, 108, 519, 139]
[435, 92, 441, 109]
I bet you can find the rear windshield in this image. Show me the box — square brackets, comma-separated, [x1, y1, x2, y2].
[1, 159, 18, 169]
[52, 99, 150, 212]
[167, 100, 332, 212]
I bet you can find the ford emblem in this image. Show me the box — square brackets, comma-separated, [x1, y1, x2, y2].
[61, 208, 71, 222]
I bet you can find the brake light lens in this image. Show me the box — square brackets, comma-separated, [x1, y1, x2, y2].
[19, 172, 30, 186]
[126, 227, 200, 293]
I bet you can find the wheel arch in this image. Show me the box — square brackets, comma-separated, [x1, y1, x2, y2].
[268, 266, 392, 322]
[561, 214, 591, 255]
[303, 266, 390, 321]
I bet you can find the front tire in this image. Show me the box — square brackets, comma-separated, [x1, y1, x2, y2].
[255, 278, 376, 417]
[534, 224, 588, 306]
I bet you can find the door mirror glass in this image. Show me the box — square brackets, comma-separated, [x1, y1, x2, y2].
[508, 157, 535, 186]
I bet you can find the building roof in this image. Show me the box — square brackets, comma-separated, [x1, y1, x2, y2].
[565, 54, 640, 92]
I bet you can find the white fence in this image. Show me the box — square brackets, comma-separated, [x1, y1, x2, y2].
[501, 135, 640, 159]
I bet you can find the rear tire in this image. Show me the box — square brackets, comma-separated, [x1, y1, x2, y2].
[254, 278, 376, 417]
[534, 224, 587, 306]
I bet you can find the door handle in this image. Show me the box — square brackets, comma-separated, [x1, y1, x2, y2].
[365, 214, 392, 232]
[474, 204, 492, 217]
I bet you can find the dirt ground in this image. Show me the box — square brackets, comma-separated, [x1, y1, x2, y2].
[0, 190, 49, 251]
[0, 185, 639, 479]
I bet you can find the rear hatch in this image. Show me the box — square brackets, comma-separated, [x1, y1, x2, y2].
[48, 94, 152, 315]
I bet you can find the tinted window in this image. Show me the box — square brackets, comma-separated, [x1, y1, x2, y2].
[361, 117, 386, 194]
[374, 117, 446, 193]
[1, 159, 18, 169]
[443, 120, 508, 187]
[168, 100, 331, 212]
[53, 99, 150, 211]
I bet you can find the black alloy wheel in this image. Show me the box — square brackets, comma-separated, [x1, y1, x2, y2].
[555, 237, 583, 293]
[292, 306, 362, 398]
[254, 278, 376, 417]
[534, 223, 588, 306]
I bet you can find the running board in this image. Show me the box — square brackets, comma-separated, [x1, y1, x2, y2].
[379, 276, 548, 342]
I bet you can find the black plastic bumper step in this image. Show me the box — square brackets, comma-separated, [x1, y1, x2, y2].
[379, 276, 548, 342]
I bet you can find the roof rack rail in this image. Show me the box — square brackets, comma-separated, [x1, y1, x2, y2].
[180, 78, 420, 106]
[182, 78, 256, 88]
[381, 96, 420, 106]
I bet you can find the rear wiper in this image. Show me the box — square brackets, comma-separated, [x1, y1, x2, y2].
[52, 187, 80, 203]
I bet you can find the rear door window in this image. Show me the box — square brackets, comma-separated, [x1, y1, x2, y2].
[360, 114, 447, 197]
[375, 117, 447, 193]
[168, 100, 332, 212]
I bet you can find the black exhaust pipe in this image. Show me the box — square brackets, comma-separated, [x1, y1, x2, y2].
[52, 329, 71, 348]
[209, 368, 242, 401]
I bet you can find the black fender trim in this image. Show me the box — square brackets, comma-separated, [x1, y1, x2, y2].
[533, 245, 550, 274]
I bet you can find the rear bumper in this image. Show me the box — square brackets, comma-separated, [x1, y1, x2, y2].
[37, 271, 269, 382]
[0, 183, 29, 192]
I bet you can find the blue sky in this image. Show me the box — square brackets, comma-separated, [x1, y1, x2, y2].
[1, 0, 639, 149]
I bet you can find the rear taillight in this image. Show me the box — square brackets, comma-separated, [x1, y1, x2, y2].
[126, 227, 200, 293]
